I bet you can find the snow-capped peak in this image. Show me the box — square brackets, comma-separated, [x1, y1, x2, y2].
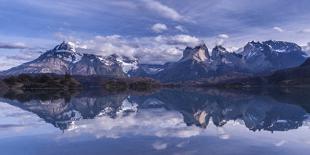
[52, 41, 76, 53]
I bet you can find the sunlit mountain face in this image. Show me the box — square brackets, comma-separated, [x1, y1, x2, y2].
[0, 88, 310, 155]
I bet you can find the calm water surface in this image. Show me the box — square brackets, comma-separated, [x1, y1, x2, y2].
[0, 88, 310, 155]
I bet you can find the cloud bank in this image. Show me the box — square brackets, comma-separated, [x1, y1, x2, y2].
[0, 42, 27, 49]
[59, 34, 202, 64]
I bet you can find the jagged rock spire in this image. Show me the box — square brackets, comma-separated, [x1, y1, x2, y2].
[181, 44, 210, 62]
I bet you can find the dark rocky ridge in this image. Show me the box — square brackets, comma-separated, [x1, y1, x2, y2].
[201, 57, 310, 87]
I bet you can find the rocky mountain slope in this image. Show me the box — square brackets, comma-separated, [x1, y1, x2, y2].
[241, 40, 307, 73]
[1, 41, 138, 77]
[203, 57, 310, 87]
[267, 57, 310, 86]
[156, 40, 307, 82]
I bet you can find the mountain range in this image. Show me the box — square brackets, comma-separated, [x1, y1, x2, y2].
[1, 40, 308, 83]
[154, 41, 307, 82]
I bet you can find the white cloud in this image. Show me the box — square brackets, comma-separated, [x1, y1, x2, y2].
[0, 42, 27, 49]
[273, 26, 284, 32]
[141, 0, 186, 22]
[151, 23, 168, 33]
[135, 46, 182, 64]
[72, 35, 137, 59]
[152, 141, 168, 150]
[302, 42, 310, 55]
[65, 34, 202, 64]
[134, 35, 201, 64]
[154, 35, 202, 47]
[175, 25, 187, 32]
[216, 34, 230, 45]
[218, 34, 230, 39]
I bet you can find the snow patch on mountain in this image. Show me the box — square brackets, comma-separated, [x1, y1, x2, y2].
[116, 56, 138, 74]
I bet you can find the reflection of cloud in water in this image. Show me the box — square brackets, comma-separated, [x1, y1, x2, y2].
[176, 140, 189, 148]
[56, 103, 310, 141]
[0, 102, 43, 126]
[63, 108, 204, 139]
[0, 124, 37, 129]
[0, 102, 57, 137]
[152, 141, 168, 150]
[217, 127, 230, 140]
[1, 88, 310, 152]
[275, 140, 287, 147]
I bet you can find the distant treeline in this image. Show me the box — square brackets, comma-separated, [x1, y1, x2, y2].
[0, 74, 163, 92]
[1, 74, 81, 90]
[102, 78, 161, 92]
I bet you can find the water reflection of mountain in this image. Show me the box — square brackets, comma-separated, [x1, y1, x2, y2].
[0, 88, 308, 132]
[129, 89, 309, 132]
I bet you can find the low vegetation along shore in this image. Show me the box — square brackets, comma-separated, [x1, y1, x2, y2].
[1, 74, 81, 90]
[0, 74, 164, 93]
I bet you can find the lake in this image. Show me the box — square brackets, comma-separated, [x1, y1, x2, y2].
[0, 88, 309, 155]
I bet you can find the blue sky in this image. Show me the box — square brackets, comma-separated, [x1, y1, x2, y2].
[1, 0, 310, 69]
